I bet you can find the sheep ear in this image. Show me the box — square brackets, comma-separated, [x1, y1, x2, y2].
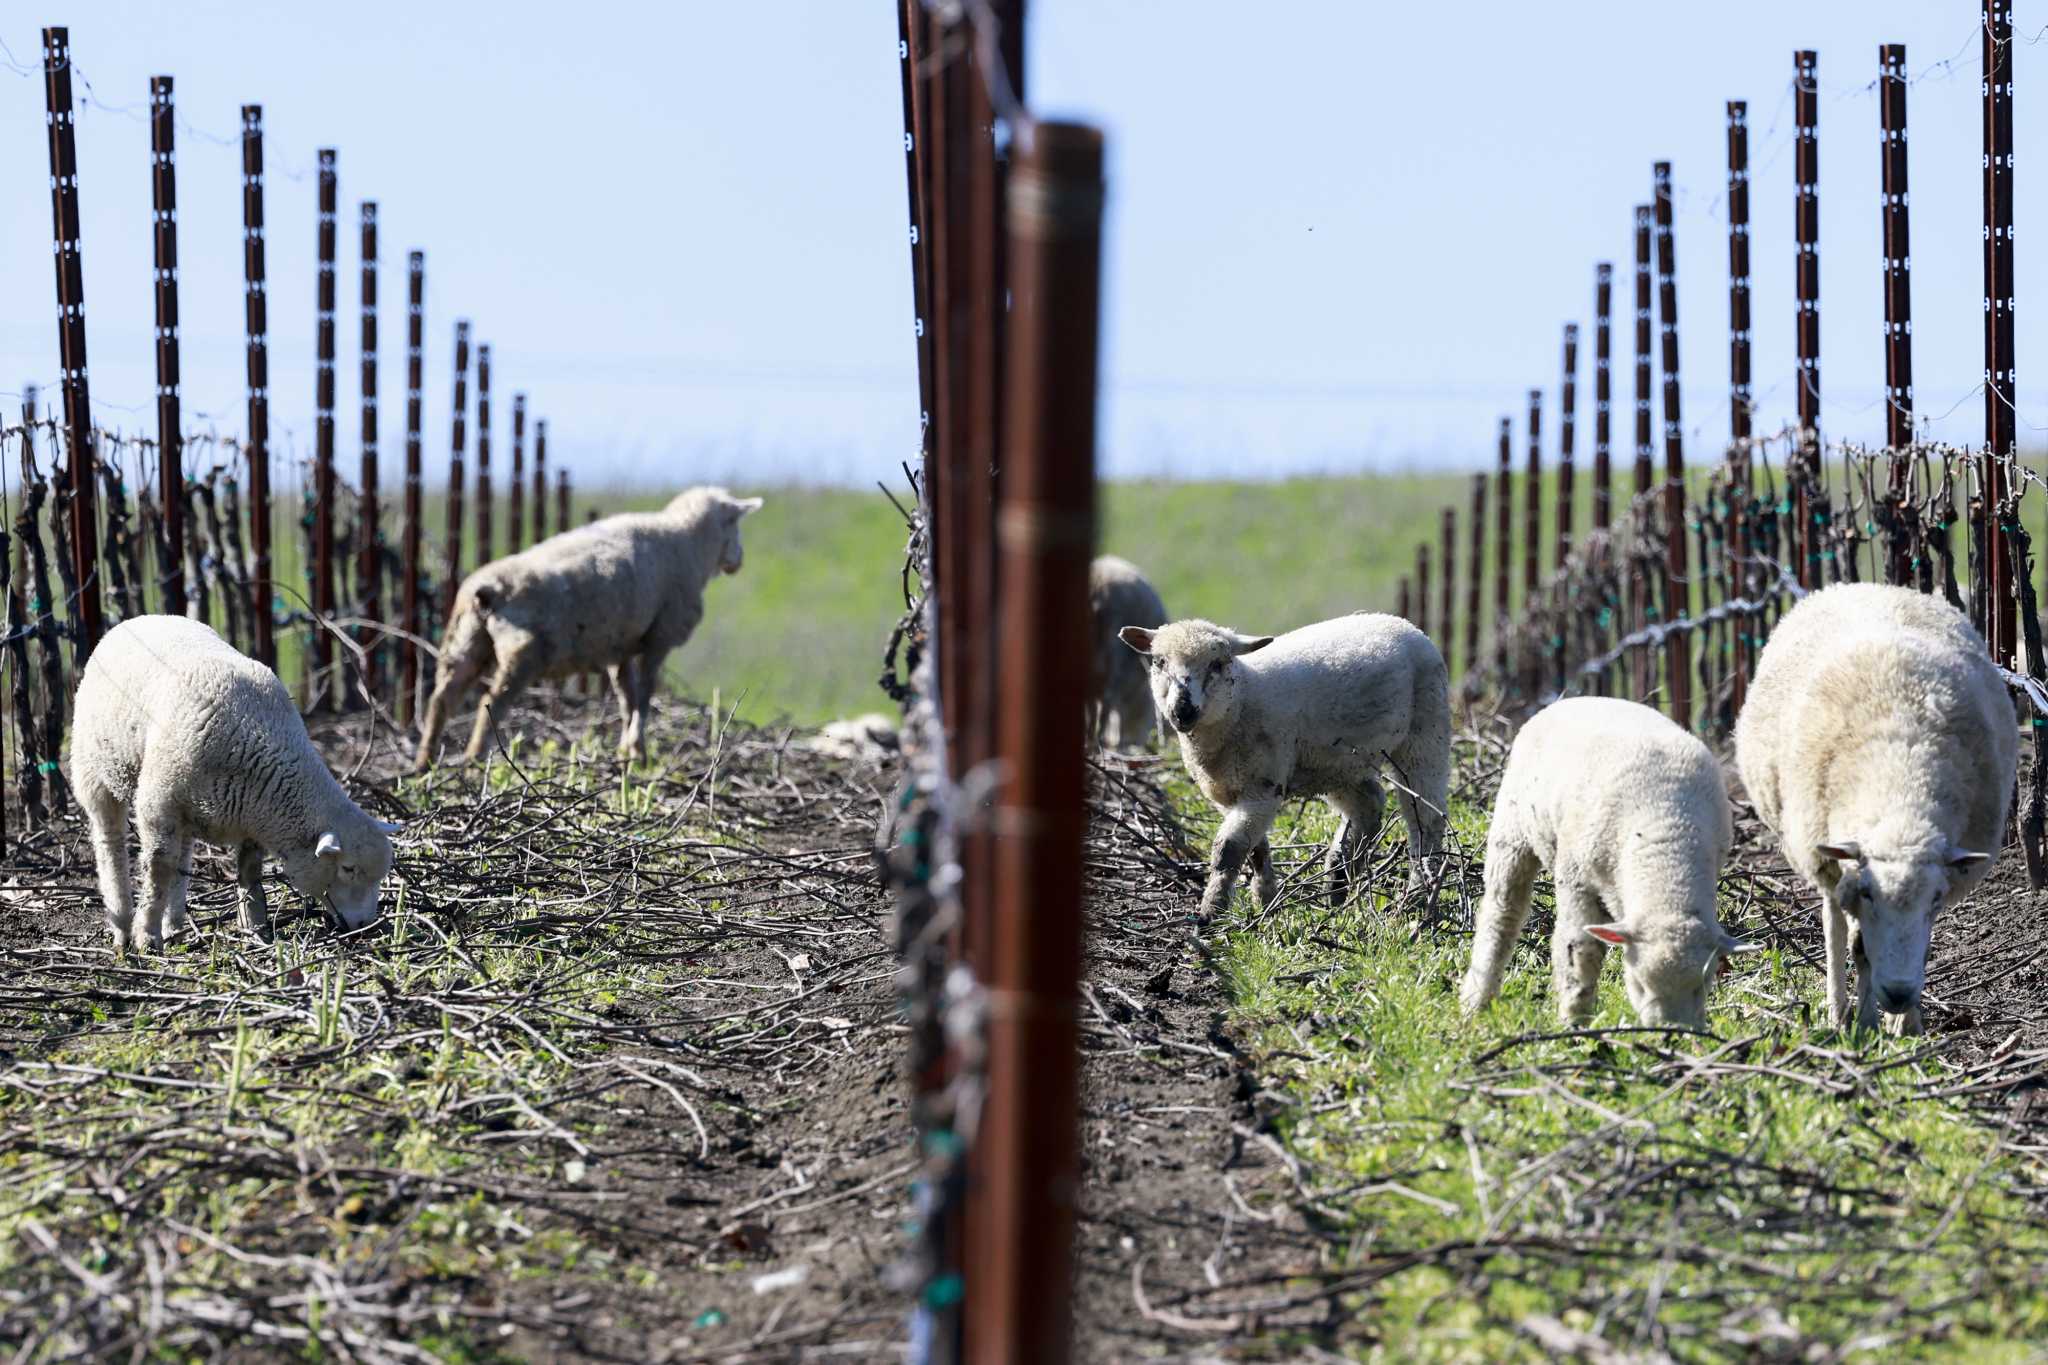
[1722, 934, 1764, 954]
[1584, 922, 1633, 946]
[1119, 626, 1156, 655]
[316, 831, 343, 860]
[1946, 847, 1992, 870]
[375, 819, 403, 835]
[1815, 841, 1863, 866]
[1231, 634, 1275, 656]
[733, 497, 764, 517]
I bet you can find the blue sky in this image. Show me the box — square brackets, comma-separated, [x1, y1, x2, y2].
[0, 2, 2039, 488]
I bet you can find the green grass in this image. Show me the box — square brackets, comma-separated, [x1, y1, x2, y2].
[1184, 768, 2048, 1360]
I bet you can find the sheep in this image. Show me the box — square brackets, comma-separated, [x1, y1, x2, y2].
[1460, 697, 1753, 1029]
[1119, 612, 1449, 919]
[415, 486, 762, 770]
[809, 711, 901, 765]
[1089, 555, 1167, 750]
[1733, 582, 2015, 1035]
[69, 615, 398, 951]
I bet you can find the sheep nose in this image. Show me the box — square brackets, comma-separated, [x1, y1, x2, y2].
[1170, 698, 1200, 731]
[1878, 980, 1918, 1013]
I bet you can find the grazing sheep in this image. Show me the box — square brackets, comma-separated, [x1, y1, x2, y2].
[1461, 697, 1752, 1029]
[1089, 555, 1167, 750]
[416, 487, 762, 770]
[1734, 582, 2015, 1035]
[1119, 612, 1449, 919]
[70, 615, 398, 950]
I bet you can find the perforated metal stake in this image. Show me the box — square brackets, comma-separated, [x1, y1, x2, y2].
[359, 201, 381, 700]
[42, 28, 103, 662]
[1654, 162, 1692, 727]
[1794, 50, 1821, 588]
[1726, 100, 1753, 708]
[1557, 324, 1578, 568]
[1495, 416, 1512, 669]
[533, 419, 548, 542]
[1631, 204, 1654, 702]
[442, 321, 470, 622]
[476, 344, 493, 565]
[1983, 1, 2017, 667]
[1439, 505, 1456, 674]
[1593, 264, 1613, 534]
[313, 148, 338, 705]
[1465, 473, 1485, 682]
[401, 251, 423, 723]
[241, 106, 274, 669]
[150, 75, 185, 615]
[509, 394, 526, 555]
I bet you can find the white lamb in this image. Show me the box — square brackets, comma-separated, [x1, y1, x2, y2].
[1089, 555, 1167, 750]
[70, 615, 398, 950]
[1119, 612, 1450, 918]
[1461, 697, 1753, 1029]
[1734, 582, 2015, 1034]
[416, 487, 762, 770]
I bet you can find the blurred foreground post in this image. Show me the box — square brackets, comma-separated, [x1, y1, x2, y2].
[975, 119, 1102, 1365]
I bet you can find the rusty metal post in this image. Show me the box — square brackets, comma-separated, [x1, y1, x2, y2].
[401, 251, 423, 724]
[475, 344, 493, 566]
[1726, 100, 1753, 710]
[533, 420, 548, 542]
[897, 0, 937, 497]
[1464, 475, 1485, 683]
[1438, 505, 1456, 672]
[927, 10, 969, 773]
[442, 321, 470, 621]
[241, 106, 274, 669]
[1523, 389, 1542, 604]
[1983, 0, 2017, 668]
[1593, 264, 1612, 534]
[1494, 416, 1512, 670]
[1794, 50, 1821, 589]
[150, 75, 185, 617]
[1415, 542, 1432, 641]
[313, 148, 338, 705]
[509, 394, 526, 555]
[1654, 163, 1692, 727]
[358, 201, 381, 702]
[42, 29, 103, 664]
[1557, 324, 1578, 568]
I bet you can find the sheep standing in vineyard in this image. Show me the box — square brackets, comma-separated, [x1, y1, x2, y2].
[71, 615, 397, 950]
[1462, 697, 1752, 1029]
[416, 487, 761, 769]
[1089, 555, 1167, 750]
[1119, 612, 1449, 918]
[1735, 583, 2014, 1035]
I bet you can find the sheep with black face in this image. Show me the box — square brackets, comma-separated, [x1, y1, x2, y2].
[1734, 583, 2015, 1035]
[1119, 612, 1449, 920]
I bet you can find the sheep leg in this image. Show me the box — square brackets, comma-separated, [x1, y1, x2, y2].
[80, 780, 135, 949]
[628, 645, 674, 763]
[1821, 890, 1853, 1030]
[160, 837, 196, 941]
[1459, 832, 1539, 1016]
[1200, 802, 1278, 923]
[1324, 780, 1385, 910]
[1551, 881, 1608, 1023]
[605, 660, 636, 750]
[1390, 749, 1450, 894]
[463, 650, 540, 763]
[414, 650, 485, 772]
[1248, 839, 1278, 910]
[237, 840, 273, 941]
[135, 813, 183, 952]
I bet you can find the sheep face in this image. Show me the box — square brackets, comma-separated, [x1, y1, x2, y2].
[1820, 843, 1990, 1016]
[1118, 621, 1272, 736]
[1585, 919, 1751, 1031]
[281, 825, 397, 930]
[716, 496, 764, 575]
